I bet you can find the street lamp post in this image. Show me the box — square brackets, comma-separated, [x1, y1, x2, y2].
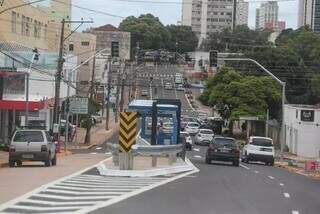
[220, 58, 286, 161]
[25, 48, 39, 127]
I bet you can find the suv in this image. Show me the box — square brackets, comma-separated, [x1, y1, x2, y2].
[206, 137, 240, 166]
[242, 136, 275, 166]
[185, 122, 200, 135]
[9, 130, 57, 167]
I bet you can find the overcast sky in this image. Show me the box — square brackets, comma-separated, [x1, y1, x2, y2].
[41, 0, 298, 30]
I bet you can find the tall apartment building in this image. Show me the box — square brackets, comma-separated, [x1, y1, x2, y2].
[182, 0, 234, 44]
[255, 1, 279, 30]
[236, 0, 249, 26]
[298, 0, 320, 32]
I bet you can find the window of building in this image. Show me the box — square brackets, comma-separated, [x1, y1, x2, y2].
[226, 12, 232, 16]
[69, 44, 74, 51]
[81, 61, 89, 66]
[11, 12, 16, 33]
[214, 12, 218, 15]
[220, 5, 225, 8]
[38, 22, 42, 38]
[81, 41, 90, 46]
[219, 18, 225, 22]
[221, 12, 224, 15]
[44, 24, 47, 40]
[21, 15, 26, 35]
[197, 18, 201, 21]
[34, 20, 38, 38]
[26, 17, 30, 36]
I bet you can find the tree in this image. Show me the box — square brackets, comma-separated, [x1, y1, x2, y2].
[166, 25, 198, 53]
[199, 67, 281, 134]
[119, 14, 170, 52]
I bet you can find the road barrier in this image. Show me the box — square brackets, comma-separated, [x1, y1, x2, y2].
[106, 143, 184, 168]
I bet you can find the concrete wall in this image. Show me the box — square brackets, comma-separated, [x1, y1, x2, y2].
[284, 105, 320, 158]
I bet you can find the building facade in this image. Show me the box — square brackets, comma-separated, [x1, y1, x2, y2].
[181, 0, 234, 44]
[68, 32, 97, 96]
[298, 0, 320, 32]
[284, 105, 320, 158]
[255, 1, 279, 30]
[236, 0, 249, 26]
[88, 24, 131, 60]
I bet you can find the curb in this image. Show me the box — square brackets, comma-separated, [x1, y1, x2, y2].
[96, 158, 199, 177]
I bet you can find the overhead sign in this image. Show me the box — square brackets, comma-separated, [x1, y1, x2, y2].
[301, 110, 314, 122]
[69, 97, 88, 114]
[119, 112, 138, 153]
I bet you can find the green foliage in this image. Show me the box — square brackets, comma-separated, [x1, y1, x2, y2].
[119, 14, 198, 54]
[201, 67, 281, 121]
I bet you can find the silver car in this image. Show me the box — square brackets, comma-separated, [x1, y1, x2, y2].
[9, 130, 57, 167]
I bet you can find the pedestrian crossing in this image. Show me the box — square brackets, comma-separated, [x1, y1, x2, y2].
[0, 174, 174, 214]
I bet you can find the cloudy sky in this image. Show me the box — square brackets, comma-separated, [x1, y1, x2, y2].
[42, 0, 298, 30]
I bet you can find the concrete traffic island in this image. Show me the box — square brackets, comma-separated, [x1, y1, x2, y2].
[96, 156, 198, 177]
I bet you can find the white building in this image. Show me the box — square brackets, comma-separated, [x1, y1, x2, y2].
[182, 0, 234, 45]
[284, 104, 320, 158]
[298, 0, 320, 32]
[255, 1, 278, 29]
[236, 0, 249, 26]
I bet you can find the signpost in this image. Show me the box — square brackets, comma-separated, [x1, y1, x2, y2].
[69, 97, 88, 114]
[119, 112, 138, 170]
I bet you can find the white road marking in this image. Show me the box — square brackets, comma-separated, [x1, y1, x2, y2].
[254, 170, 259, 173]
[279, 183, 284, 186]
[284, 193, 291, 198]
[185, 94, 195, 111]
[239, 164, 250, 170]
[292, 210, 299, 214]
[90, 152, 97, 154]
[96, 147, 102, 150]
[268, 176, 275, 180]
[193, 148, 200, 152]
[193, 155, 202, 158]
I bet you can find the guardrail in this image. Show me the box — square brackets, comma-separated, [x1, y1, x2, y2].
[106, 143, 184, 168]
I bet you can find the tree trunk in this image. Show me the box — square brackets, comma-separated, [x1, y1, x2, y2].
[228, 120, 234, 136]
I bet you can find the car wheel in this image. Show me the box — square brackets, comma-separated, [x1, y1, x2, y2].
[205, 157, 211, 164]
[9, 160, 15, 167]
[52, 154, 57, 166]
[17, 160, 22, 167]
[44, 153, 51, 167]
[233, 160, 239, 167]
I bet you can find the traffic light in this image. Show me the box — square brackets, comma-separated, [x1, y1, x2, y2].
[33, 48, 40, 61]
[209, 50, 218, 67]
[111, 42, 119, 58]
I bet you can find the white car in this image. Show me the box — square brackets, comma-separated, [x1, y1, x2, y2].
[185, 122, 200, 135]
[242, 136, 275, 166]
[141, 89, 148, 97]
[177, 84, 185, 91]
[165, 82, 173, 90]
[162, 122, 173, 133]
[9, 129, 56, 167]
[195, 129, 214, 145]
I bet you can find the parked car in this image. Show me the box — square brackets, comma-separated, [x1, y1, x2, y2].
[195, 129, 214, 145]
[164, 82, 173, 90]
[242, 136, 275, 166]
[92, 113, 103, 124]
[9, 129, 57, 167]
[141, 89, 149, 97]
[177, 84, 184, 91]
[185, 122, 200, 135]
[180, 131, 193, 150]
[206, 137, 240, 166]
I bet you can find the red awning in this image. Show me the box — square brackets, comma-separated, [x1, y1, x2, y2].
[0, 100, 44, 111]
[0, 71, 25, 77]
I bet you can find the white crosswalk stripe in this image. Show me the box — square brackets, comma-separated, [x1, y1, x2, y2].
[0, 173, 172, 214]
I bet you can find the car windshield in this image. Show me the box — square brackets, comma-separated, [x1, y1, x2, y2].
[188, 123, 199, 127]
[214, 138, 235, 147]
[200, 130, 213, 134]
[13, 131, 44, 142]
[251, 138, 273, 147]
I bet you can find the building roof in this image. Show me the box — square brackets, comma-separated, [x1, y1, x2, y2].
[93, 24, 121, 32]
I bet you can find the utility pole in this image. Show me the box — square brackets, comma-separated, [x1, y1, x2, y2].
[232, 0, 237, 31]
[115, 67, 121, 123]
[84, 56, 96, 144]
[105, 56, 112, 130]
[65, 71, 71, 151]
[53, 19, 65, 127]
[119, 67, 125, 112]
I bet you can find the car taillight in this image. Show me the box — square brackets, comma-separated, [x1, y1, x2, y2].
[41, 145, 48, 152]
[9, 145, 15, 152]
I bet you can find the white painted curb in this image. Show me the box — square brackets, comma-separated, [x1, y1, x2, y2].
[97, 158, 198, 177]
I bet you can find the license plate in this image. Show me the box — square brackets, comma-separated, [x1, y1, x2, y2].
[260, 148, 272, 152]
[22, 154, 34, 159]
[220, 148, 230, 153]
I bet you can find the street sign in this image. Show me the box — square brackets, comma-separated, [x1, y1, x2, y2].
[69, 97, 88, 114]
[119, 112, 138, 153]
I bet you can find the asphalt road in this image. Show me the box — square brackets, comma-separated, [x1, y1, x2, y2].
[87, 65, 320, 214]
